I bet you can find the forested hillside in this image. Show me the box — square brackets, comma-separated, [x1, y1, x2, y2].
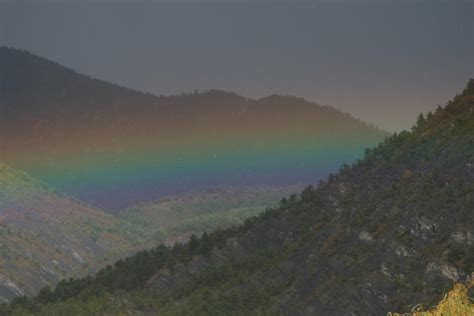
[4, 81, 472, 315]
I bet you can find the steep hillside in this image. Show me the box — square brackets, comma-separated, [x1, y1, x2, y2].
[0, 163, 149, 303]
[6, 80, 473, 315]
[0, 47, 387, 211]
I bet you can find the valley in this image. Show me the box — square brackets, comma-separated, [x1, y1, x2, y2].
[0, 161, 299, 303]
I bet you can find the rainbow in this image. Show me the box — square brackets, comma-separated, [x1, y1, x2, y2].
[4, 126, 384, 210]
[0, 49, 388, 210]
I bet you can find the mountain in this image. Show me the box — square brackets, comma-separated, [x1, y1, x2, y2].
[6, 80, 473, 315]
[0, 47, 388, 211]
[0, 163, 149, 303]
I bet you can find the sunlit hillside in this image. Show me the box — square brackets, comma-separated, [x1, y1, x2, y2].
[0, 163, 149, 302]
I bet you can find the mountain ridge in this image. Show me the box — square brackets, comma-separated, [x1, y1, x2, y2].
[0, 47, 388, 211]
[0, 46, 155, 100]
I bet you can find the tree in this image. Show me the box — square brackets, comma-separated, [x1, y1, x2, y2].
[37, 286, 54, 304]
[463, 78, 474, 95]
[413, 113, 426, 131]
[279, 197, 288, 208]
[288, 194, 298, 205]
[199, 232, 213, 256]
[188, 234, 200, 254]
[300, 185, 314, 203]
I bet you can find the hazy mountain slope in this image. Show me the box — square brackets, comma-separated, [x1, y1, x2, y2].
[121, 185, 301, 244]
[0, 47, 388, 211]
[8, 80, 473, 315]
[0, 163, 149, 303]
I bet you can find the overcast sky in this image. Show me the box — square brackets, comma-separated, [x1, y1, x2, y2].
[1, 1, 473, 132]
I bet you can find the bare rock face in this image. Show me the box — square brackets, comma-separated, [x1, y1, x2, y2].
[451, 231, 474, 245]
[358, 231, 373, 242]
[0, 275, 24, 303]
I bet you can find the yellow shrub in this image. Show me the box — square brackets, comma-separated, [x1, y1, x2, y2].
[388, 282, 474, 316]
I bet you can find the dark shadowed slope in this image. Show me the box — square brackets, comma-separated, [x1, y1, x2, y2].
[6, 81, 473, 315]
[0, 47, 388, 211]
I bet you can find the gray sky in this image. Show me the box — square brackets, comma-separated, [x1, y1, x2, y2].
[1, 1, 473, 132]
